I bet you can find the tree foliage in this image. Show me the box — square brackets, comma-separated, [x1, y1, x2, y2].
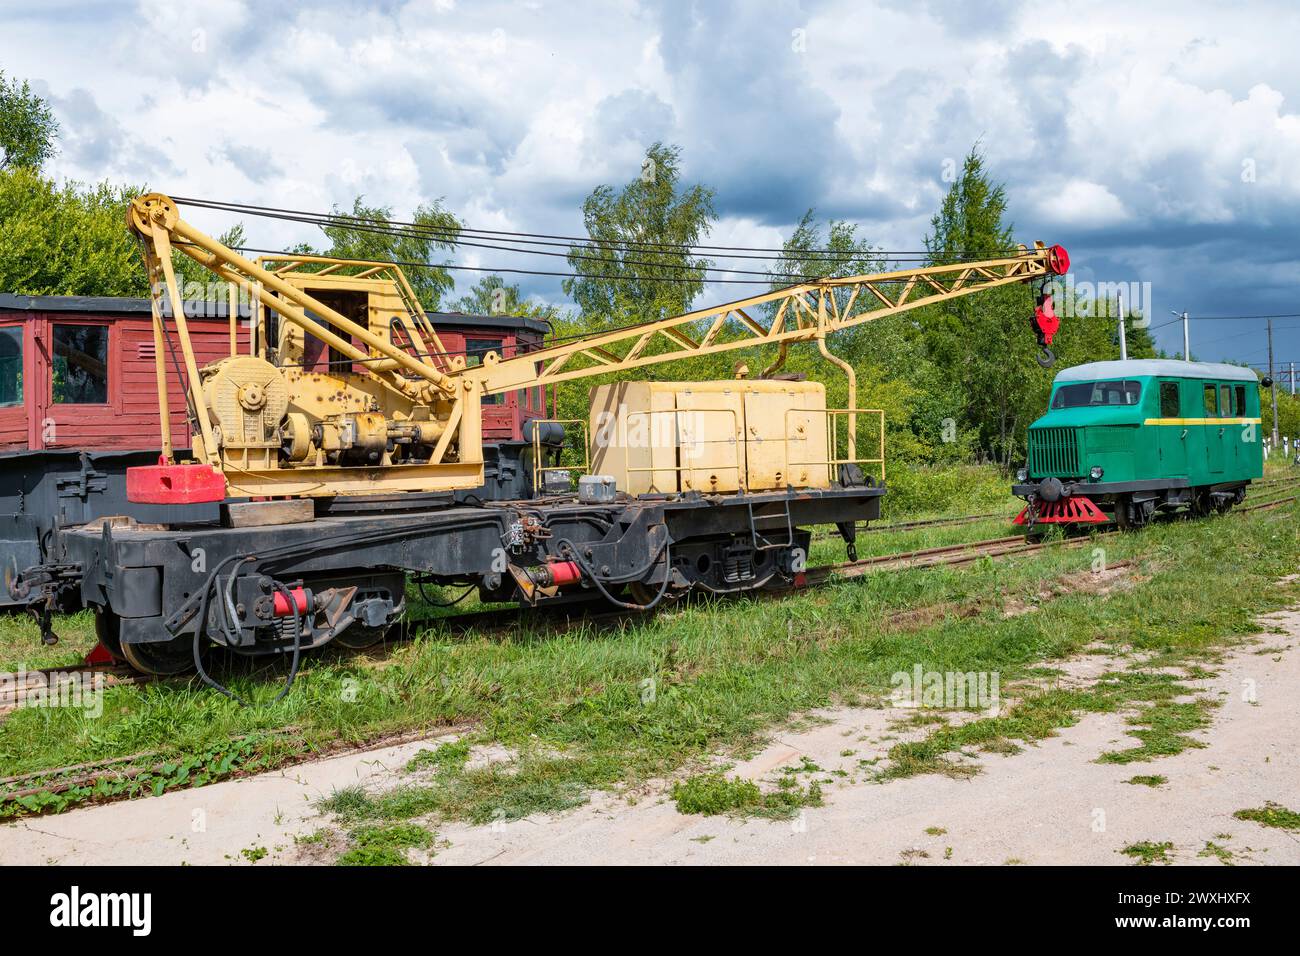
[319, 197, 462, 311]
[453, 273, 559, 322]
[0, 71, 58, 170]
[564, 143, 716, 327]
[0, 166, 148, 296]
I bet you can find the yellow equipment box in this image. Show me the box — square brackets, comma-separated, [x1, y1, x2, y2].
[588, 380, 831, 495]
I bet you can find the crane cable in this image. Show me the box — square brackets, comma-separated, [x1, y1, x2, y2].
[171, 195, 1030, 262]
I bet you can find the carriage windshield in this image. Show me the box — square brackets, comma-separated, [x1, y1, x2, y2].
[1051, 379, 1142, 409]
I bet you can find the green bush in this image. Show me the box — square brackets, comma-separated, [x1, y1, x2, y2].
[880, 462, 1010, 518]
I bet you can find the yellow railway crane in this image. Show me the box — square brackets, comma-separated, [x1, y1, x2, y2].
[125, 192, 1069, 506]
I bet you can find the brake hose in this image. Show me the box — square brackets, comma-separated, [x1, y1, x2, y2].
[188, 562, 303, 707]
[557, 537, 673, 611]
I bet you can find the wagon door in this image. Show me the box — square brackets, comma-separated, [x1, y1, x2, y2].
[1155, 380, 1187, 477]
[0, 321, 26, 449]
[1201, 383, 1224, 475]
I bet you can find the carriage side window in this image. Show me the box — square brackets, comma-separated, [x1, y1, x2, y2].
[1235, 385, 1246, 418]
[52, 324, 109, 404]
[0, 327, 21, 407]
[1202, 383, 1218, 416]
[1220, 384, 1232, 416]
[465, 338, 503, 405]
[1159, 381, 1180, 418]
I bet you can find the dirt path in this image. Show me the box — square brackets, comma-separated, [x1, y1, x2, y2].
[4, 609, 1299, 866]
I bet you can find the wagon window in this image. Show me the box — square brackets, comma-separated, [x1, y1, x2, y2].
[1220, 384, 1232, 416]
[52, 324, 109, 404]
[465, 338, 503, 405]
[1235, 385, 1246, 417]
[1202, 384, 1218, 416]
[1159, 381, 1180, 417]
[1051, 379, 1141, 408]
[0, 327, 21, 407]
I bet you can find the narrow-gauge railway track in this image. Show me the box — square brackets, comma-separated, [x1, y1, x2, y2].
[4, 478, 1298, 717]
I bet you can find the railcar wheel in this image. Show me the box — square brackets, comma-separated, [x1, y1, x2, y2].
[120, 637, 196, 676]
[627, 580, 683, 608]
[93, 608, 126, 662]
[1189, 489, 1213, 518]
[332, 623, 390, 649]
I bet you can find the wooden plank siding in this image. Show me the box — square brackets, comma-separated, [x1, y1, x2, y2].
[0, 299, 547, 453]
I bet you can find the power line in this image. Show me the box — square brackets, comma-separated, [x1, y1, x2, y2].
[169, 194, 1033, 264]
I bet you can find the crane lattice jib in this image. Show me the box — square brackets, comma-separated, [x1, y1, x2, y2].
[465, 244, 1070, 395]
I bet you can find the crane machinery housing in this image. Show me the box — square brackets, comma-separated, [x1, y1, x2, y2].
[9, 193, 1069, 675]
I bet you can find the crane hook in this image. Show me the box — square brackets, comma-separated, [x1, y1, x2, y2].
[1032, 285, 1060, 369]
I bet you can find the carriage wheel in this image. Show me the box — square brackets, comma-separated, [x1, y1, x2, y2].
[93, 608, 127, 662]
[120, 636, 197, 676]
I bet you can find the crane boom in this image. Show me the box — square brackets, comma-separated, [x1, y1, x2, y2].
[467, 244, 1070, 395]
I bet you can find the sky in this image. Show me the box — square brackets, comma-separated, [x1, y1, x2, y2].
[3, 0, 1300, 379]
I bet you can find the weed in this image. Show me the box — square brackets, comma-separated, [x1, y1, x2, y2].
[3, 488, 1297, 836]
[671, 774, 761, 816]
[670, 772, 822, 820]
[336, 823, 434, 866]
[1233, 802, 1300, 831]
[1121, 841, 1174, 865]
[1124, 775, 1167, 787]
[1198, 841, 1234, 865]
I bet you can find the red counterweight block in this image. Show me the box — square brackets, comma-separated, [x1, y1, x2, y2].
[126, 460, 227, 504]
[1013, 495, 1109, 525]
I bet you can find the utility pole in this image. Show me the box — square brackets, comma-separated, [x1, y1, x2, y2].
[1268, 318, 1279, 448]
[1117, 289, 1128, 360]
[1290, 360, 1295, 397]
[1171, 310, 1190, 360]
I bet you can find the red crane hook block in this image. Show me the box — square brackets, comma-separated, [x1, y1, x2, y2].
[1034, 292, 1060, 346]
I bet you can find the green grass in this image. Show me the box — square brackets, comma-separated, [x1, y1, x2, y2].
[336, 823, 434, 866]
[655, 770, 825, 821]
[1125, 775, 1168, 787]
[1097, 697, 1218, 764]
[1, 496, 1297, 830]
[878, 670, 1210, 779]
[1233, 802, 1300, 831]
[0, 607, 97, 671]
[670, 773, 762, 816]
[1121, 840, 1174, 865]
[1198, 841, 1234, 865]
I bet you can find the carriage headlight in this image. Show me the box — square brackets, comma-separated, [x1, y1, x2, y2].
[1089, 466, 1104, 480]
[1016, 468, 1028, 483]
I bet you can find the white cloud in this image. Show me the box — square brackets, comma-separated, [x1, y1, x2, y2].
[1031, 180, 1130, 228]
[1, 0, 1299, 361]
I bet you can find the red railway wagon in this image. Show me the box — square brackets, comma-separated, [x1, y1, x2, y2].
[0, 292, 550, 451]
[0, 293, 550, 609]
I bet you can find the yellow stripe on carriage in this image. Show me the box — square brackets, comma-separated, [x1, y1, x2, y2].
[1142, 417, 1262, 426]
